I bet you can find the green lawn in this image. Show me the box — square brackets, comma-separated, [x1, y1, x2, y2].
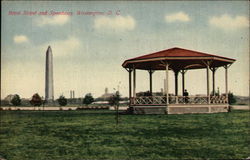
[0, 110, 249, 160]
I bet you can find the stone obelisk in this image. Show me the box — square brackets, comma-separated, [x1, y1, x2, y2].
[45, 46, 54, 101]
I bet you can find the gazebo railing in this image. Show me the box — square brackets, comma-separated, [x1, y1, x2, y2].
[132, 96, 166, 105]
[210, 95, 228, 104]
[131, 95, 228, 105]
[169, 96, 209, 104]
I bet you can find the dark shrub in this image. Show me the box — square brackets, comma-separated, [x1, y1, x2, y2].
[228, 92, 236, 105]
[11, 94, 21, 106]
[83, 93, 94, 105]
[58, 96, 67, 106]
[30, 93, 42, 106]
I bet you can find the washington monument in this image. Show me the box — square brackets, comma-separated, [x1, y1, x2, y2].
[45, 46, 54, 101]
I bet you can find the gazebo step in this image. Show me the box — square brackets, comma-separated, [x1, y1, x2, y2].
[132, 106, 167, 114]
[168, 104, 229, 114]
[128, 104, 229, 114]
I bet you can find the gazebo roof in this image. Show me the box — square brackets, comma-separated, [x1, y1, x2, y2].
[122, 47, 236, 71]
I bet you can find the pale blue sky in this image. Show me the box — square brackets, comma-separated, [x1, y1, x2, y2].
[1, 1, 249, 99]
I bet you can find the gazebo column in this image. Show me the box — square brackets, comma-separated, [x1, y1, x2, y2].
[174, 70, 179, 96]
[211, 67, 217, 96]
[181, 70, 187, 96]
[206, 64, 212, 113]
[224, 65, 229, 101]
[133, 66, 136, 98]
[206, 65, 210, 104]
[128, 68, 132, 105]
[148, 70, 154, 95]
[165, 63, 169, 105]
[212, 68, 215, 96]
[203, 61, 211, 106]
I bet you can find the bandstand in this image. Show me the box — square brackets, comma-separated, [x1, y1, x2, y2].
[122, 47, 236, 114]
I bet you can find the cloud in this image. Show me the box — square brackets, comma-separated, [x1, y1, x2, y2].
[44, 36, 81, 57]
[35, 15, 70, 26]
[94, 15, 136, 32]
[13, 35, 29, 43]
[165, 12, 190, 23]
[209, 14, 249, 30]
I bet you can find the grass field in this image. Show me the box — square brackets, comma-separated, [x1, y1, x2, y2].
[0, 110, 249, 160]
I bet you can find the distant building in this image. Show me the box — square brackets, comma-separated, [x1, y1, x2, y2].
[1, 95, 31, 106]
[4, 94, 15, 101]
[2, 94, 15, 105]
[21, 98, 31, 106]
[99, 88, 114, 100]
[70, 90, 75, 99]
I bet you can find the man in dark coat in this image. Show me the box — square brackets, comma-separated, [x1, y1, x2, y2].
[183, 89, 189, 103]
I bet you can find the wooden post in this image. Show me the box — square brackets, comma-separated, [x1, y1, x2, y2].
[174, 71, 179, 96]
[205, 63, 211, 113]
[225, 65, 228, 98]
[165, 63, 169, 105]
[128, 69, 132, 105]
[182, 70, 185, 96]
[181, 70, 186, 96]
[212, 68, 215, 96]
[206, 65, 210, 104]
[211, 67, 217, 96]
[203, 60, 211, 106]
[133, 67, 136, 98]
[149, 70, 153, 95]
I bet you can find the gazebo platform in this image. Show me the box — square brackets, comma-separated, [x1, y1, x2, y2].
[122, 47, 235, 114]
[130, 95, 228, 114]
[131, 104, 229, 114]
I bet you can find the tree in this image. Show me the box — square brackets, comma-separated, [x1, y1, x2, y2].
[228, 92, 236, 105]
[83, 93, 94, 105]
[58, 96, 67, 106]
[11, 94, 21, 106]
[108, 91, 120, 106]
[108, 91, 121, 125]
[30, 93, 42, 106]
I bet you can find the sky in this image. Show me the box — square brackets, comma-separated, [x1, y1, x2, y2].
[1, 1, 249, 99]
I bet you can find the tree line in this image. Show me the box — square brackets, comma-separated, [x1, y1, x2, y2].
[8, 92, 123, 107]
